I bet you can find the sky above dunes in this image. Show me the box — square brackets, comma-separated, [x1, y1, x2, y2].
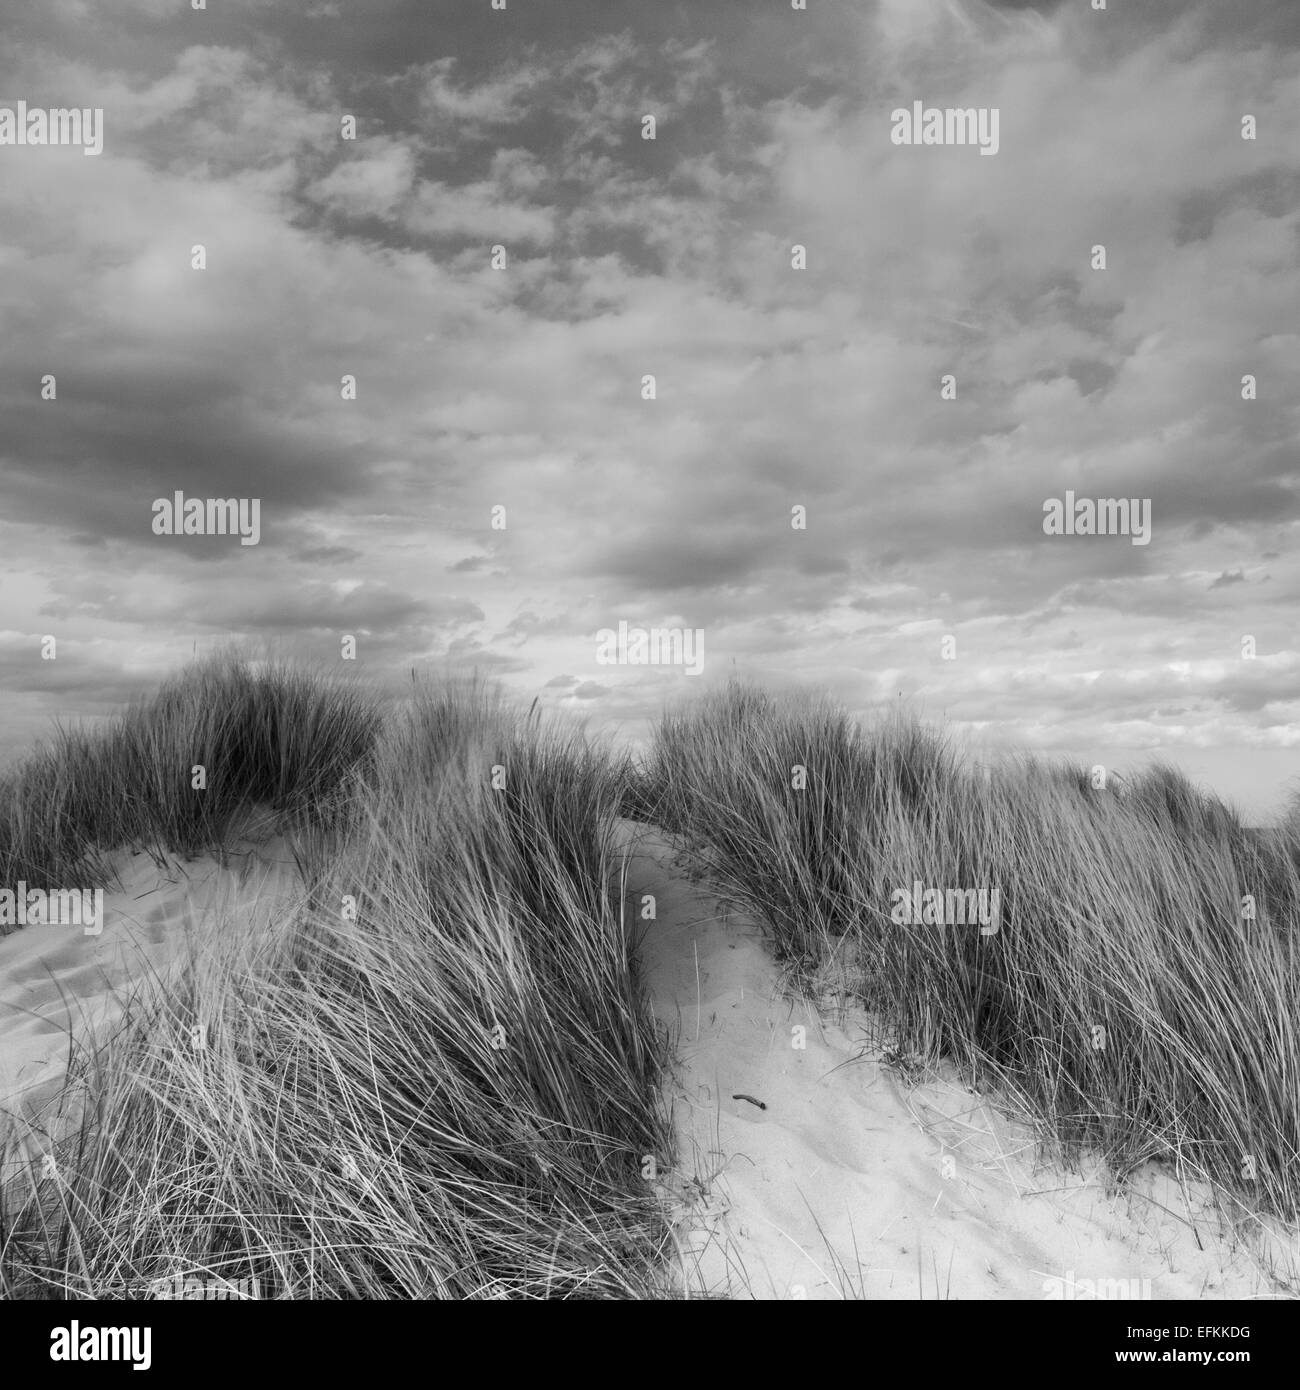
[1, 0, 1297, 820]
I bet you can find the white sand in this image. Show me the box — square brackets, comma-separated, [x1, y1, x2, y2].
[0, 815, 302, 1172]
[620, 821, 1299, 1301]
[4, 811, 1295, 1300]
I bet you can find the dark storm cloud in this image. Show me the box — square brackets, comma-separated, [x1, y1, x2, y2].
[293, 544, 365, 566]
[589, 529, 771, 597]
[228, 583, 478, 634]
[0, 379, 365, 550]
[1175, 169, 1300, 245]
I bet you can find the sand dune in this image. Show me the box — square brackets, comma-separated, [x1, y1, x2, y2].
[3, 810, 1295, 1299]
[0, 818, 303, 1176]
[622, 821, 1298, 1300]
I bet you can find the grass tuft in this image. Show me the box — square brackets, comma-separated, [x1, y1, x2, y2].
[642, 680, 1300, 1227]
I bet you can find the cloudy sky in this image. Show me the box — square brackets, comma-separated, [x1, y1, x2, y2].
[1, 0, 1297, 820]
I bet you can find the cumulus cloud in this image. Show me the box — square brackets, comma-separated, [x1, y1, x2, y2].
[0, 0, 1296, 819]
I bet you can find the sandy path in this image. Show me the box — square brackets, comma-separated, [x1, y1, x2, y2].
[3, 812, 1293, 1300]
[619, 820, 1297, 1301]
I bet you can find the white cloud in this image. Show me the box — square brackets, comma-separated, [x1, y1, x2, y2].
[306, 137, 416, 217]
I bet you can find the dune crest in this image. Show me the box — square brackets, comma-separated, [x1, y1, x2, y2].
[622, 821, 1298, 1300]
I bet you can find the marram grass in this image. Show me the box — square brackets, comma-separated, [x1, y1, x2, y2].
[641, 681, 1300, 1229]
[0, 658, 674, 1299]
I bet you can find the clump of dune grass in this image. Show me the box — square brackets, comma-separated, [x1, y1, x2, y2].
[0, 651, 382, 916]
[1, 668, 674, 1298]
[643, 681, 1300, 1236]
